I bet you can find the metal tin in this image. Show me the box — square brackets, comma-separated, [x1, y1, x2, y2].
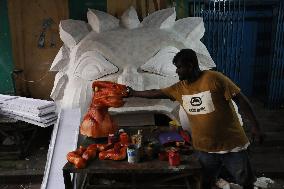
[127, 144, 138, 163]
[168, 150, 180, 166]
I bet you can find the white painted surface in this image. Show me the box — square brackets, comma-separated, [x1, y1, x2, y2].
[87, 9, 119, 33]
[120, 6, 140, 29]
[41, 108, 81, 189]
[59, 19, 90, 48]
[0, 95, 57, 127]
[50, 7, 215, 120]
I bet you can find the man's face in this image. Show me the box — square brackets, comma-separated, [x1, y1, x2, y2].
[175, 61, 192, 81]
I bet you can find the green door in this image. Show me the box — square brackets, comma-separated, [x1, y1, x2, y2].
[0, 0, 15, 94]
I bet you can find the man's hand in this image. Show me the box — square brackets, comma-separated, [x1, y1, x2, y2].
[126, 86, 134, 97]
[124, 86, 170, 99]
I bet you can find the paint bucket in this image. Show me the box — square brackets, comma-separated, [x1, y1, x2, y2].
[168, 149, 180, 166]
[127, 144, 139, 163]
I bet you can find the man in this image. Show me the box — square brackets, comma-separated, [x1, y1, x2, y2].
[126, 49, 264, 189]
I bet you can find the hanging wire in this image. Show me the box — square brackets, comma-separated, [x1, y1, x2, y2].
[12, 71, 52, 83]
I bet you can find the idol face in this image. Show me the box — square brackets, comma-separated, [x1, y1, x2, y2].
[50, 7, 215, 117]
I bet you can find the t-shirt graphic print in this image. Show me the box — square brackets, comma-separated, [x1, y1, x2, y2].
[182, 90, 215, 115]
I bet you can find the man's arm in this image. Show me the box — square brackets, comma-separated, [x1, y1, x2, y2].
[127, 87, 170, 99]
[232, 92, 265, 144]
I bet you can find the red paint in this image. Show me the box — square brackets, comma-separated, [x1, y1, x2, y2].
[119, 133, 129, 145]
[168, 150, 180, 166]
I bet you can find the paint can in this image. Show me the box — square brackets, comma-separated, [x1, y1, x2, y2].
[168, 149, 180, 166]
[127, 144, 139, 163]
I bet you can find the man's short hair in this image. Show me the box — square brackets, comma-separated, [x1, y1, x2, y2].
[173, 49, 199, 68]
[173, 49, 202, 82]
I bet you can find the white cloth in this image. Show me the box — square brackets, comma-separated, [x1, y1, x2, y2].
[209, 142, 250, 154]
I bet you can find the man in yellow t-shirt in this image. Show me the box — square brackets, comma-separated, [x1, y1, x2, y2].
[126, 49, 264, 189]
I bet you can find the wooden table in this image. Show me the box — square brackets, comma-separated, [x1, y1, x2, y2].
[63, 154, 202, 189]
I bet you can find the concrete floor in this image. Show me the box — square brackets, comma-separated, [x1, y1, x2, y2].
[0, 98, 283, 189]
[249, 99, 284, 177]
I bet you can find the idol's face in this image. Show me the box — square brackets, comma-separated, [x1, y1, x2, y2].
[50, 7, 215, 118]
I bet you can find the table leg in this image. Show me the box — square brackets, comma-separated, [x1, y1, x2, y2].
[193, 174, 202, 189]
[131, 173, 137, 189]
[79, 174, 88, 189]
[184, 177, 192, 189]
[63, 170, 73, 189]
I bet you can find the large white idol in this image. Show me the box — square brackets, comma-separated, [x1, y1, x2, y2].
[50, 7, 215, 126]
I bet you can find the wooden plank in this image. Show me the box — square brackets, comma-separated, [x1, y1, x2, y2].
[107, 0, 162, 19]
[7, 0, 68, 99]
[7, 0, 27, 96]
[84, 172, 200, 189]
[41, 108, 81, 189]
[159, 0, 167, 9]
[107, 0, 134, 18]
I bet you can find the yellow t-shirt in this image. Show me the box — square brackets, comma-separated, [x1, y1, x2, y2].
[161, 70, 249, 152]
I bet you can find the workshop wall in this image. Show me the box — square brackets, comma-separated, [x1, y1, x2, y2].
[69, 0, 107, 20]
[107, 0, 168, 19]
[0, 0, 14, 95]
[4, 0, 171, 100]
[7, 0, 68, 99]
[4, 0, 281, 106]
[188, 0, 284, 108]
[69, 0, 169, 21]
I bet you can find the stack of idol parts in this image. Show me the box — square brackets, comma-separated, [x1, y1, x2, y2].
[0, 94, 57, 127]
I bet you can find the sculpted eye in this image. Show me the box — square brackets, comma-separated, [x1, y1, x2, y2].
[140, 46, 179, 77]
[75, 51, 118, 80]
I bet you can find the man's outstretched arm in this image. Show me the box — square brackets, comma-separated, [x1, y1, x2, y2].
[233, 92, 265, 144]
[127, 87, 170, 99]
